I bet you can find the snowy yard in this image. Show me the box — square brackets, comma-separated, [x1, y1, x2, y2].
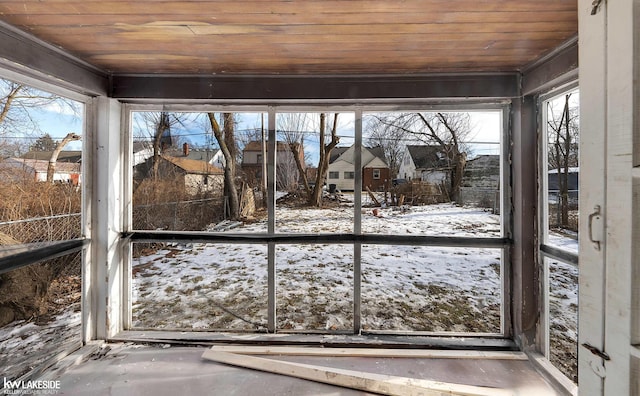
[132, 204, 504, 333]
[0, 203, 577, 382]
[0, 276, 81, 380]
[131, 202, 577, 380]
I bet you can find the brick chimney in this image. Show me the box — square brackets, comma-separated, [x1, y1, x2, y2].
[183, 142, 189, 157]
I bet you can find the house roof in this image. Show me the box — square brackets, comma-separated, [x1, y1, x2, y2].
[329, 147, 350, 164]
[243, 141, 297, 152]
[163, 147, 222, 163]
[329, 145, 388, 167]
[184, 149, 221, 163]
[0, 1, 577, 75]
[466, 154, 500, 168]
[367, 146, 387, 165]
[161, 155, 224, 175]
[21, 151, 82, 163]
[7, 158, 81, 173]
[406, 145, 449, 169]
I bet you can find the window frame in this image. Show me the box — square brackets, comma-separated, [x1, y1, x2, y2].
[537, 83, 580, 383]
[121, 103, 512, 340]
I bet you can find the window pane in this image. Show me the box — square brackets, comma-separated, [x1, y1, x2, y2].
[362, 245, 502, 333]
[131, 112, 267, 232]
[0, 78, 84, 379]
[541, 90, 579, 384]
[276, 244, 353, 331]
[545, 91, 580, 251]
[132, 243, 268, 331]
[362, 111, 502, 236]
[0, 251, 82, 379]
[275, 112, 355, 234]
[546, 257, 578, 383]
[0, 78, 83, 245]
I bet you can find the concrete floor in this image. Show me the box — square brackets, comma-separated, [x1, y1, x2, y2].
[48, 344, 563, 396]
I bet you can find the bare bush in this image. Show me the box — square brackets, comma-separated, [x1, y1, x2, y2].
[392, 181, 448, 205]
[132, 176, 225, 231]
[0, 179, 82, 328]
[0, 179, 81, 222]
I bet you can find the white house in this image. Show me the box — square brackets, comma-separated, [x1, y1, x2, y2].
[398, 145, 449, 183]
[327, 145, 390, 191]
[0, 158, 82, 184]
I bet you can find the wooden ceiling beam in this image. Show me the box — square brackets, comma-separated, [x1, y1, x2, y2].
[0, 20, 108, 95]
[110, 73, 519, 101]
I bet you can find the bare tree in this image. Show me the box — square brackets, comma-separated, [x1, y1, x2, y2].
[151, 112, 171, 180]
[0, 139, 25, 159]
[547, 93, 579, 227]
[208, 113, 240, 220]
[276, 152, 300, 191]
[47, 132, 81, 183]
[278, 113, 312, 195]
[365, 115, 409, 178]
[132, 111, 196, 180]
[375, 112, 472, 202]
[1, 79, 80, 158]
[0, 79, 79, 135]
[309, 113, 340, 207]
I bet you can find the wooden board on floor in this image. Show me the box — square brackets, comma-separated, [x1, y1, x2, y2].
[202, 350, 514, 396]
[207, 345, 528, 360]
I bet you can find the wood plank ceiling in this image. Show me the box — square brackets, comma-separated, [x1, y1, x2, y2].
[0, 0, 577, 75]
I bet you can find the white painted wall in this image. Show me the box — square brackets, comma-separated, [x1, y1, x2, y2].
[327, 159, 355, 191]
[184, 174, 223, 195]
[398, 147, 416, 180]
[420, 169, 448, 184]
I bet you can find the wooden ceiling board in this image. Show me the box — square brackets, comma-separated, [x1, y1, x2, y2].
[0, 0, 578, 75]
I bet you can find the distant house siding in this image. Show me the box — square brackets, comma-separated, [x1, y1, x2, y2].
[363, 167, 390, 191]
[421, 169, 448, 184]
[242, 141, 304, 190]
[328, 160, 355, 191]
[398, 152, 416, 180]
[0, 158, 81, 184]
[459, 155, 501, 208]
[184, 173, 224, 195]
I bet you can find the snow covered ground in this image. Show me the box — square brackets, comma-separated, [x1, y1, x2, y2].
[132, 204, 504, 333]
[0, 301, 81, 381]
[131, 202, 577, 380]
[0, 202, 577, 382]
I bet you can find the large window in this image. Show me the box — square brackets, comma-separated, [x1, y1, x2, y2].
[0, 76, 86, 378]
[539, 88, 580, 383]
[124, 106, 509, 337]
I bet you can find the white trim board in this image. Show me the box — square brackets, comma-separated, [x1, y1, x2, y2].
[201, 350, 517, 396]
[207, 345, 528, 360]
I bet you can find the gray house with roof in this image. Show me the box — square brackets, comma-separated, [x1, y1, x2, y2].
[397, 145, 450, 183]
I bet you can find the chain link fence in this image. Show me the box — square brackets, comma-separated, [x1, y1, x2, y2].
[0, 213, 81, 245]
[0, 213, 83, 278]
